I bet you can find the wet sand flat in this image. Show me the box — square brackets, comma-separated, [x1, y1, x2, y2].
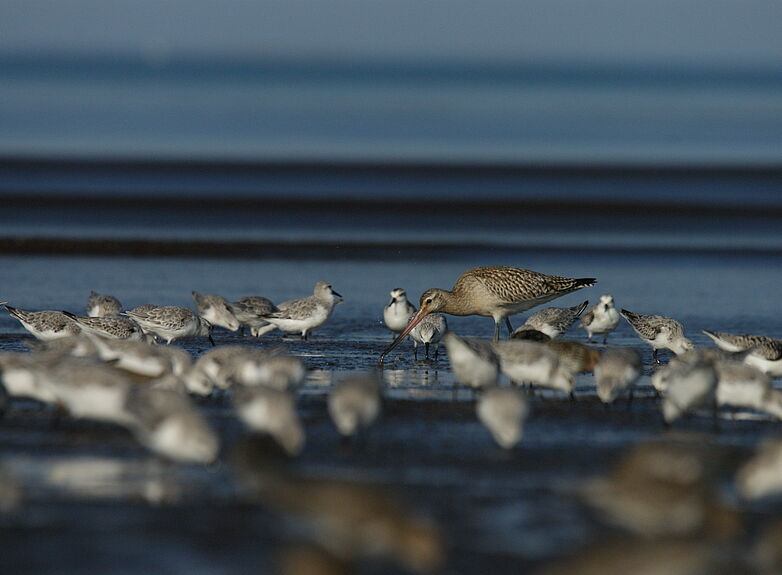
[1, 248, 781, 573]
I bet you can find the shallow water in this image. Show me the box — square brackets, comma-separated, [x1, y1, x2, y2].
[1, 248, 782, 573]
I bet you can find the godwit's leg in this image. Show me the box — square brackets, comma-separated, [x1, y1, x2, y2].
[492, 321, 501, 343]
[425, 342, 430, 359]
[504, 317, 514, 338]
[652, 349, 660, 364]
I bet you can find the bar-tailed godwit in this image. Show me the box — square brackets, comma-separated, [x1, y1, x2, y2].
[380, 266, 595, 363]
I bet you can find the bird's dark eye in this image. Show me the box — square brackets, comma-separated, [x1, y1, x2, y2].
[425, 298, 433, 304]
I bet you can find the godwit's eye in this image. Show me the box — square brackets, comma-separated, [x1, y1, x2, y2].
[425, 298, 433, 304]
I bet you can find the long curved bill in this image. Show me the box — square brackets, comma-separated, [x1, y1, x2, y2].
[379, 309, 429, 365]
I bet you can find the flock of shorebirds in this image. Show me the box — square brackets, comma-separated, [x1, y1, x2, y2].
[2, 264, 782, 573]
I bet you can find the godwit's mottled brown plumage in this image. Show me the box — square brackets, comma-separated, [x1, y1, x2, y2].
[380, 266, 595, 363]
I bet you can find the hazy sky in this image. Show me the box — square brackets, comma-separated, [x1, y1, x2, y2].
[3, 0, 782, 66]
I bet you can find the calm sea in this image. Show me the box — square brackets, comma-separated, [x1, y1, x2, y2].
[1, 55, 782, 170]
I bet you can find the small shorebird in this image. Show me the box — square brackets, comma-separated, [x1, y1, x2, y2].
[534, 538, 717, 575]
[259, 281, 342, 340]
[230, 439, 444, 574]
[714, 360, 782, 418]
[124, 386, 219, 463]
[620, 308, 693, 363]
[61, 311, 145, 340]
[736, 437, 782, 500]
[232, 385, 305, 456]
[477, 386, 528, 449]
[234, 353, 307, 390]
[26, 334, 99, 358]
[661, 359, 718, 424]
[579, 294, 620, 343]
[509, 328, 551, 342]
[594, 348, 642, 404]
[652, 348, 746, 395]
[383, 288, 416, 335]
[192, 345, 265, 389]
[328, 372, 382, 438]
[493, 340, 574, 395]
[545, 339, 601, 375]
[195, 346, 305, 390]
[0, 466, 21, 512]
[277, 544, 353, 575]
[192, 291, 240, 332]
[410, 314, 447, 360]
[581, 440, 737, 538]
[516, 300, 588, 340]
[4, 305, 81, 340]
[660, 349, 782, 420]
[123, 305, 214, 345]
[0, 351, 62, 405]
[39, 358, 137, 425]
[87, 336, 177, 378]
[86, 291, 122, 317]
[380, 266, 595, 363]
[229, 296, 278, 336]
[702, 330, 782, 377]
[442, 332, 500, 393]
[126, 304, 158, 315]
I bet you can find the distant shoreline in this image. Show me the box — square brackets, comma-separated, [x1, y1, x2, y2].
[2, 154, 782, 214]
[3, 154, 782, 177]
[1, 236, 781, 260]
